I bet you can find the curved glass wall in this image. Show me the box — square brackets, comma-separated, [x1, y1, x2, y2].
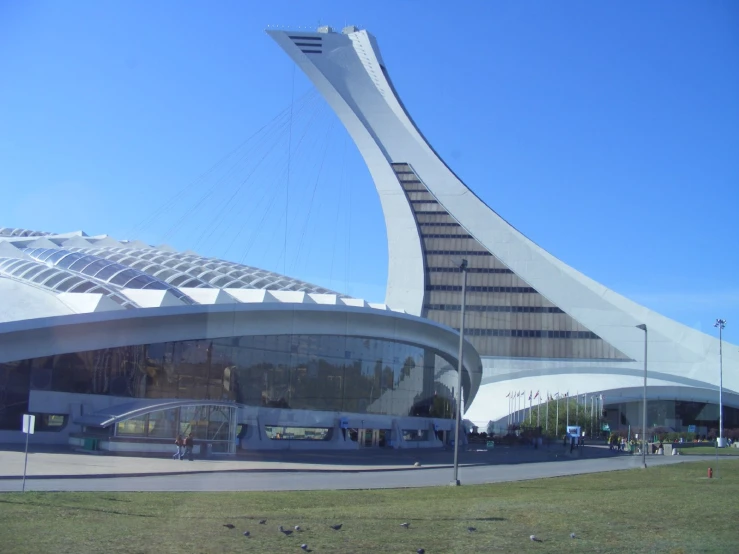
[0, 334, 464, 429]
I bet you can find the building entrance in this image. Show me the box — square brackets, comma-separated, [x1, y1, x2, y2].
[359, 428, 390, 447]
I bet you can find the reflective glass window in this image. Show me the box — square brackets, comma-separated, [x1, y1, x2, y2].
[123, 275, 153, 289]
[68, 281, 96, 293]
[16, 264, 46, 280]
[43, 271, 71, 289]
[83, 259, 113, 277]
[94, 263, 125, 281]
[31, 268, 57, 283]
[141, 280, 168, 290]
[45, 250, 70, 264]
[67, 255, 97, 271]
[54, 275, 84, 292]
[110, 269, 140, 286]
[53, 252, 84, 269]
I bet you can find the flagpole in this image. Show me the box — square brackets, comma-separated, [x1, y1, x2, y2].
[537, 394, 540, 427]
[556, 394, 559, 437]
[546, 392, 549, 432]
[576, 391, 579, 424]
[520, 391, 523, 424]
[566, 392, 570, 427]
[529, 392, 532, 424]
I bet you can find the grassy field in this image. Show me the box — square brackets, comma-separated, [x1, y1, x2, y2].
[680, 446, 739, 456]
[1, 461, 737, 554]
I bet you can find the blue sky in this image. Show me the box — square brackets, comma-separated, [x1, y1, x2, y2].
[1, 1, 737, 344]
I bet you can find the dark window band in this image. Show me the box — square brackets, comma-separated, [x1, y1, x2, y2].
[423, 234, 472, 239]
[452, 328, 601, 339]
[426, 285, 537, 293]
[426, 267, 512, 274]
[425, 304, 564, 313]
[289, 36, 322, 41]
[425, 250, 492, 256]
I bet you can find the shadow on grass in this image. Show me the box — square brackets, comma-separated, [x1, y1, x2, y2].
[0, 497, 156, 518]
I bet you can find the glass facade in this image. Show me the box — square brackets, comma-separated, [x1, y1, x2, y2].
[390, 162, 630, 361]
[605, 400, 739, 433]
[113, 404, 236, 452]
[0, 334, 463, 430]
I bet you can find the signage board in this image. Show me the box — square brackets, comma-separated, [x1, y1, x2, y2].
[339, 417, 349, 429]
[22, 414, 35, 435]
[688, 425, 696, 433]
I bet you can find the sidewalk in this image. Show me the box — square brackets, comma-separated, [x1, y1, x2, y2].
[0, 443, 626, 481]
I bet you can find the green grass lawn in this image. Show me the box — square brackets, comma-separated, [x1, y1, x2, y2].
[1, 461, 737, 554]
[679, 446, 739, 456]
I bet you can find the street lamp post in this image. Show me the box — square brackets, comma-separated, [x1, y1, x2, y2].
[636, 324, 648, 468]
[450, 258, 468, 486]
[714, 319, 726, 447]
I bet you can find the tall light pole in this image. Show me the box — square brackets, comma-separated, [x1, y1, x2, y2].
[714, 319, 726, 447]
[636, 324, 648, 468]
[451, 258, 468, 486]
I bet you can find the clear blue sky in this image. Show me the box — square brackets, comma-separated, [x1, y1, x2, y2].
[1, 1, 737, 344]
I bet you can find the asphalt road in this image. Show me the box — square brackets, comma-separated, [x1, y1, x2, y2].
[0, 453, 719, 493]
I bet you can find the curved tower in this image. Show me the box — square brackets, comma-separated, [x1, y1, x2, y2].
[268, 26, 738, 428]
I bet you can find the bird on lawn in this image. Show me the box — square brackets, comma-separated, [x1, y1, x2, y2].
[400, 522, 410, 529]
[417, 549, 425, 554]
[222, 524, 235, 529]
[301, 545, 309, 551]
[570, 532, 576, 539]
[330, 524, 343, 531]
[467, 527, 477, 533]
[294, 525, 301, 531]
[259, 519, 267, 525]
[278, 525, 293, 536]
[530, 534, 542, 542]
[243, 531, 250, 537]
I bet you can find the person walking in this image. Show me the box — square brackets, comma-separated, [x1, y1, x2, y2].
[183, 433, 194, 461]
[173, 435, 184, 460]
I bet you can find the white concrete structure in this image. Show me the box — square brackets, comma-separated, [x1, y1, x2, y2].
[268, 27, 738, 433]
[0, 229, 481, 451]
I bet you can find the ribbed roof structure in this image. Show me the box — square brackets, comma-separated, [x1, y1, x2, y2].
[0, 229, 383, 323]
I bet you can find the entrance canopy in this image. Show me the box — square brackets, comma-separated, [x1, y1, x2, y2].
[74, 399, 237, 428]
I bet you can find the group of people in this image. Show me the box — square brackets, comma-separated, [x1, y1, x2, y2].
[608, 435, 627, 451]
[174, 433, 194, 461]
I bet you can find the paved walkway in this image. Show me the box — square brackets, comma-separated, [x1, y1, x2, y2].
[0, 443, 618, 479]
[1, 444, 729, 492]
